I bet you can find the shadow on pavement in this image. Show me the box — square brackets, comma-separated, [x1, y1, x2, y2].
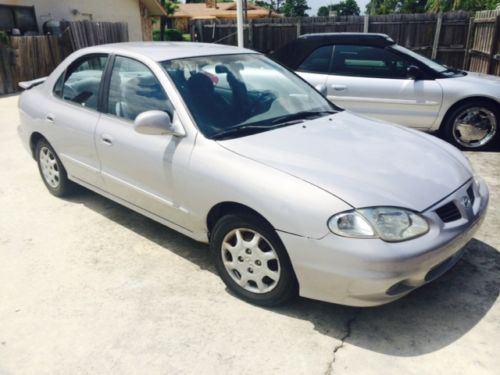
[65, 188, 500, 357]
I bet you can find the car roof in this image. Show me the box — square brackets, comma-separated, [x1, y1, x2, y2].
[299, 32, 394, 45]
[77, 42, 257, 62]
[271, 33, 395, 70]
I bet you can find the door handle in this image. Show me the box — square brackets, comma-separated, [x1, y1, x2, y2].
[100, 134, 113, 146]
[45, 114, 55, 123]
[330, 84, 347, 91]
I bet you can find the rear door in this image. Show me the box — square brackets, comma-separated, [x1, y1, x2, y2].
[48, 54, 108, 188]
[325, 45, 443, 129]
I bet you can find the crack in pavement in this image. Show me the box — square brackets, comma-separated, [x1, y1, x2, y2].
[324, 313, 359, 375]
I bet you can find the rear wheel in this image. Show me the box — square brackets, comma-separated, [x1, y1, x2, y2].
[442, 100, 499, 150]
[35, 139, 75, 197]
[210, 214, 297, 306]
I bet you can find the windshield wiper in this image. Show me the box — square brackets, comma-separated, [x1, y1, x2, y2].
[211, 110, 337, 140]
[270, 110, 336, 125]
[211, 122, 302, 140]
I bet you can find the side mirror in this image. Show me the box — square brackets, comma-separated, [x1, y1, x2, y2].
[315, 83, 327, 97]
[407, 65, 424, 80]
[134, 110, 185, 137]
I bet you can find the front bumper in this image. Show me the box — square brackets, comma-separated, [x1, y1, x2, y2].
[278, 177, 489, 306]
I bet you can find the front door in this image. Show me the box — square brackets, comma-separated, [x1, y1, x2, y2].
[325, 45, 443, 129]
[95, 55, 192, 228]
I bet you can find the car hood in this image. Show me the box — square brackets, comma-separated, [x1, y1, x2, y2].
[219, 111, 472, 211]
[461, 71, 500, 82]
[440, 72, 500, 93]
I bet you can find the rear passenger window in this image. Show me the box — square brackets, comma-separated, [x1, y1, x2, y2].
[107, 56, 173, 121]
[54, 54, 108, 110]
[298, 45, 333, 74]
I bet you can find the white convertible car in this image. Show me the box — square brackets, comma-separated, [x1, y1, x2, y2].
[273, 33, 500, 150]
[17, 42, 489, 306]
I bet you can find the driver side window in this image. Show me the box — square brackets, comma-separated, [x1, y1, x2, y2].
[106, 56, 173, 122]
[54, 54, 108, 110]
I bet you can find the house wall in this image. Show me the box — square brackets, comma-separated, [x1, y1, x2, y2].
[0, 0, 144, 41]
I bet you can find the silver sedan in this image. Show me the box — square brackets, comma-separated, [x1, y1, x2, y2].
[17, 42, 489, 306]
[272, 33, 500, 151]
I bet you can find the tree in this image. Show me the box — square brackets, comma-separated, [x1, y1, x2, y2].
[159, 0, 179, 40]
[425, 0, 497, 12]
[366, 0, 400, 15]
[366, 0, 496, 14]
[317, 0, 360, 16]
[331, 0, 361, 15]
[256, 0, 286, 12]
[282, 0, 311, 16]
[317, 5, 330, 15]
[161, 0, 178, 15]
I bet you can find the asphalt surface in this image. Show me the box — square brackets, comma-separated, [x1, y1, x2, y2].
[1, 94, 499, 374]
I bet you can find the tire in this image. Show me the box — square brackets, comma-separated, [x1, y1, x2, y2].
[210, 214, 298, 306]
[441, 100, 499, 151]
[35, 139, 76, 197]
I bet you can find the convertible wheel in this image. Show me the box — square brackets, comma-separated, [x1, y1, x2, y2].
[442, 100, 499, 150]
[35, 139, 75, 197]
[210, 214, 297, 306]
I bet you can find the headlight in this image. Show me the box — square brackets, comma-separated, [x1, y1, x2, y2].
[328, 207, 429, 242]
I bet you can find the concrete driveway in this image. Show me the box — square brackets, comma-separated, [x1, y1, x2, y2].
[1, 94, 499, 375]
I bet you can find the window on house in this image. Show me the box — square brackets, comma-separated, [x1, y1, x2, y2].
[0, 5, 37, 34]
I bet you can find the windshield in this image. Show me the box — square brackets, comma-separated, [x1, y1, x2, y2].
[391, 44, 448, 73]
[161, 54, 337, 139]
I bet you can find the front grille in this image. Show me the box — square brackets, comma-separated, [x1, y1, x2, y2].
[435, 201, 462, 223]
[467, 186, 475, 206]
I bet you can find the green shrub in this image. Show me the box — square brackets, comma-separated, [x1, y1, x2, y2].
[165, 29, 183, 41]
[0, 31, 9, 46]
[152, 29, 184, 41]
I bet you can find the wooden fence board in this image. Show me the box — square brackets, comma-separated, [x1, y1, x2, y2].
[0, 21, 129, 94]
[193, 11, 476, 69]
[469, 9, 500, 74]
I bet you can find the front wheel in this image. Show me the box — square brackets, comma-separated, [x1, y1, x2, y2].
[210, 214, 298, 306]
[442, 100, 499, 150]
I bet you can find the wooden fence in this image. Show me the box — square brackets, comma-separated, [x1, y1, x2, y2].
[467, 9, 500, 75]
[192, 10, 500, 75]
[0, 21, 129, 95]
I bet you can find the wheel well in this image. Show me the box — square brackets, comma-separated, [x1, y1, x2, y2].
[206, 202, 274, 236]
[29, 132, 46, 159]
[440, 96, 499, 133]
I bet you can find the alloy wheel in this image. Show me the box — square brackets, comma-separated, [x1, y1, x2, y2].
[452, 107, 497, 148]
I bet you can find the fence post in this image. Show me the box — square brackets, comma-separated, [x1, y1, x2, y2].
[463, 16, 475, 70]
[431, 12, 443, 60]
[190, 22, 195, 42]
[296, 19, 301, 38]
[248, 20, 254, 49]
[363, 15, 369, 33]
[487, 15, 500, 74]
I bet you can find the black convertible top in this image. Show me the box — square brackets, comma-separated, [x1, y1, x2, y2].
[271, 33, 395, 70]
